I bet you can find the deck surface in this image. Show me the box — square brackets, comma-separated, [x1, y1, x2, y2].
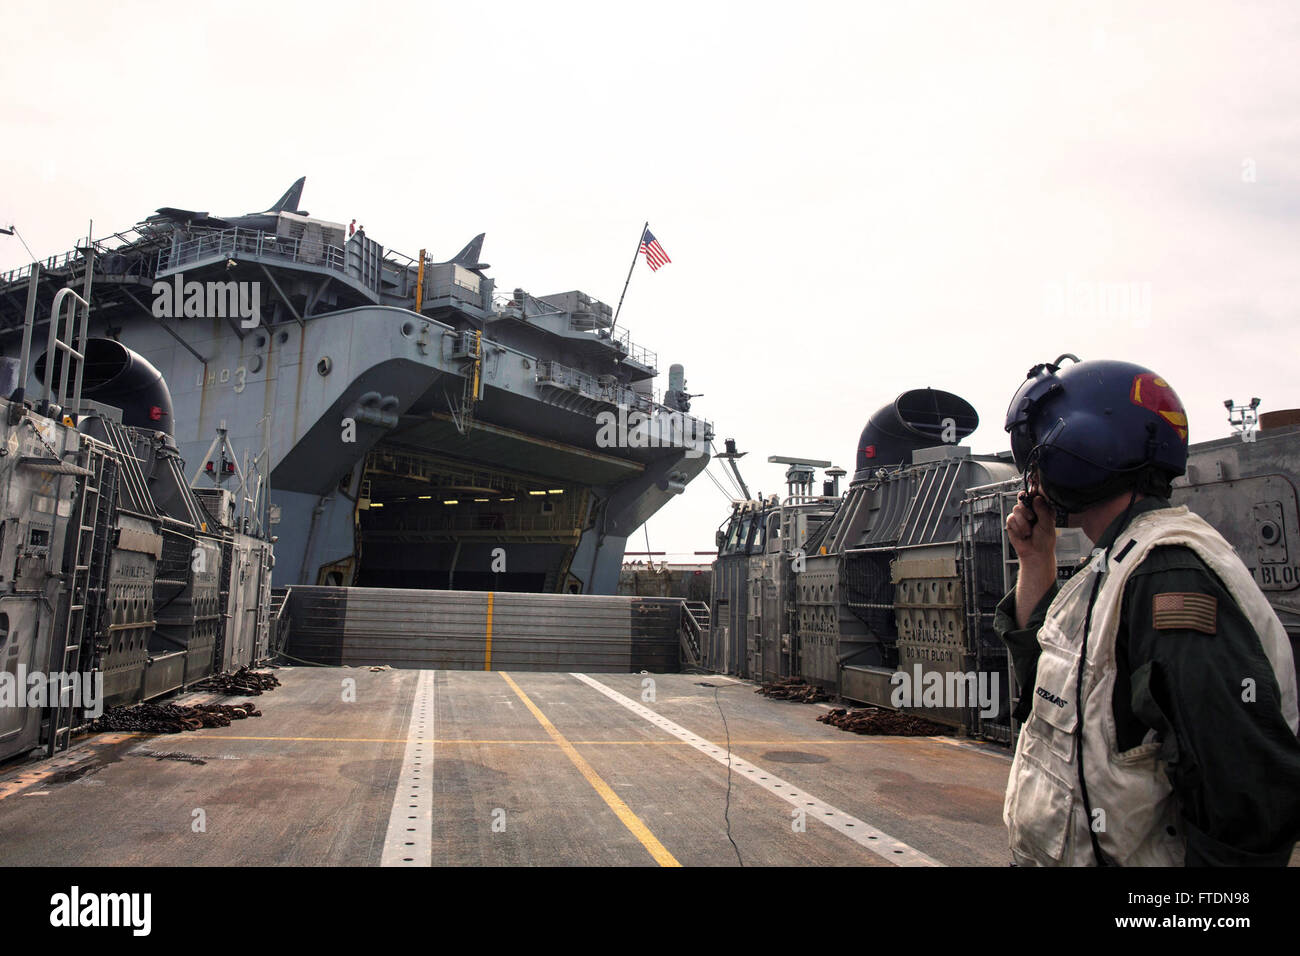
[0, 667, 1107, 866]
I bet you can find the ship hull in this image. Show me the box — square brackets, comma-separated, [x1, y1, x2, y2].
[4, 303, 706, 593]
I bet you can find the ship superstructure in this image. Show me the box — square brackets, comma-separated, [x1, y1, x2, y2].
[0, 179, 712, 593]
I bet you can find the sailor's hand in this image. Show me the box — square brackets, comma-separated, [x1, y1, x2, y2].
[1009, 492, 1057, 628]
[1007, 492, 1056, 567]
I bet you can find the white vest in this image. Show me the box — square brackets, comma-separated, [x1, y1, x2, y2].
[1004, 506, 1299, 867]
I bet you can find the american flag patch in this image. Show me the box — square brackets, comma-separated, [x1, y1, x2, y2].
[1152, 592, 1217, 634]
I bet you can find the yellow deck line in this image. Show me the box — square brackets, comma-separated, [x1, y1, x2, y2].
[484, 592, 494, 670]
[499, 671, 680, 867]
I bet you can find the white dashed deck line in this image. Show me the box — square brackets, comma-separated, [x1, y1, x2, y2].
[571, 673, 943, 867]
[381, 670, 435, 866]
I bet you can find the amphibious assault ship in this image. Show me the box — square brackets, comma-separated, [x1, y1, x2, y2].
[0, 179, 711, 594]
[1, 336, 1294, 868]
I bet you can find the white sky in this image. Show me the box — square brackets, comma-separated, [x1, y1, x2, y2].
[2, 0, 1297, 558]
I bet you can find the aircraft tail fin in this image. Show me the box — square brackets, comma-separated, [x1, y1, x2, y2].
[449, 233, 488, 271]
[266, 177, 306, 214]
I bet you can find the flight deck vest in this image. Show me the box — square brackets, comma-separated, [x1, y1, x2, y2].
[1004, 506, 1300, 867]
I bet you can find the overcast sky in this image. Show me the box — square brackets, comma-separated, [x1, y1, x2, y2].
[2, 1, 1296, 558]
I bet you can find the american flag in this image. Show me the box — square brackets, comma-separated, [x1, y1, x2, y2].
[639, 228, 671, 271]
[1151, 591, 1217, 634]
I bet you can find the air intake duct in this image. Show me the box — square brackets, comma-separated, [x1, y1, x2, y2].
[853, 388, 978, 479]
[36, 338, 174, 434]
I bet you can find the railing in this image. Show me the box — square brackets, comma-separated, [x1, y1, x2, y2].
[610, 326, 657, 369]
[535, 359, 652, 411]
[366, 450, 517, 496]
[44, 287, 91, 413]
[97, 249, 162, 282]
[491, 291, 564, 317]
[1, 248, 84, 285]
[2, 247, 164, 289]
[490, 293, 658, 371]
[427, 276, 484, 307]
[535, 359, 713, 438]
[270, 587, 294, 658]
[2, 225, 166, 286]
[158, 227, 347, 275]
[386, 247, 418, 269]
[569, 319, 657, 370]
[362, 510, 581, 536]
[959, 479, 1024, 744]
[680, 600, 710, 668]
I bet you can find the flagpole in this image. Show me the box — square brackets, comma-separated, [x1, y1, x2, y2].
[611, 221, 648, 333]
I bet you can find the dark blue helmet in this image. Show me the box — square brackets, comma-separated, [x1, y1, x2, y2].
[1004, 356, 1189, 512]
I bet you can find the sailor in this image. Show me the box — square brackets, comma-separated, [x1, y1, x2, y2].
[997, 356, 1300, 866]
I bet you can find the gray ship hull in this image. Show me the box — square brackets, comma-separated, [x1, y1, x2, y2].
[0, 181, 712, 594]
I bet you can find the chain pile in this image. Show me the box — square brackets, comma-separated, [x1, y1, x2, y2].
[190, 667, 281, 696]
[756, 677, 829, 703]
[817, 706, 948, 736]
[90, 701, 262, 734]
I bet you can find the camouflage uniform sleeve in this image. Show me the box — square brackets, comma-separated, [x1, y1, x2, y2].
[994, 582, 1059, 722]
[1121, 545, 1300, 866]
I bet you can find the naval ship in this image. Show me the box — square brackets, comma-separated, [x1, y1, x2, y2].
[0, 178, 711, 594]
[0, 313, 1294, 871]
[0, 185, 1293, 875]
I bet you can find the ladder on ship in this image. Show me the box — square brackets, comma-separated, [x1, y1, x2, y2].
[33, 256, 112, 756]
[448, 330, 483, 435]
[681, 600, 710, 669]
[46, 445, 113, 755]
